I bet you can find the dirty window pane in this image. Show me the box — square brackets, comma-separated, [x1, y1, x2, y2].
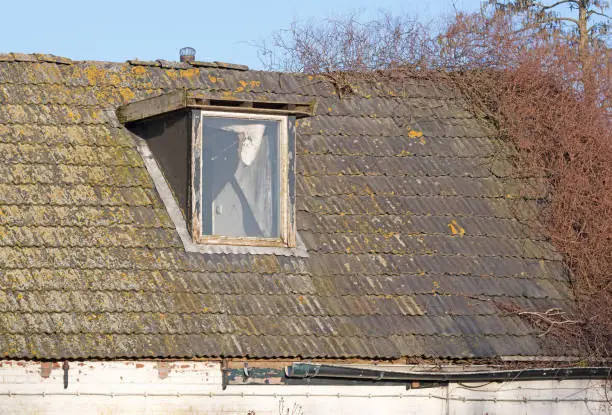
[201, 117, 280, 238]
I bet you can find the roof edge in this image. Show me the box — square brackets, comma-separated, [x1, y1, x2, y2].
[117, 90, 316, 123]
[0, 52, 249, 71]
[0, 52, 72, 65]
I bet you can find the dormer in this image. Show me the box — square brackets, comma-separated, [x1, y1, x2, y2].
[118, 90, 314, 255]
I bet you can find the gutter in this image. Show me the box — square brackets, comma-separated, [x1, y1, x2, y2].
[285, 363, 612, 383]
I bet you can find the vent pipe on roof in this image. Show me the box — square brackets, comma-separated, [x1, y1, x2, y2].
[180, 47, 196, 63]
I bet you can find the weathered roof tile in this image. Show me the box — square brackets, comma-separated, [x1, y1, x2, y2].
[0, 57, 571, 361]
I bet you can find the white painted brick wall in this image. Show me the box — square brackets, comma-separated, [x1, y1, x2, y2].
[0, 360, 608, 415]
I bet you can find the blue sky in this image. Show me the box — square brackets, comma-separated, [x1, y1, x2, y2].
[1, 0, 484, 69]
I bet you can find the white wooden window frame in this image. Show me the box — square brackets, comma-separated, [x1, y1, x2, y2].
[191, 110, 296, 248]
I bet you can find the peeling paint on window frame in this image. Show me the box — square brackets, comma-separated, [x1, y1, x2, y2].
[191, 110, 297, 249]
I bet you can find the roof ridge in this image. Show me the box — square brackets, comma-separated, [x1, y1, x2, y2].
[0, 52, 72, 65]
[0, 53, 251, 71]
[126, 58, 248, 71]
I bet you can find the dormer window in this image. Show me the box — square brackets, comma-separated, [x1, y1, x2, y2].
[119, 90, 312, 254]
[193, 111, 293, 247]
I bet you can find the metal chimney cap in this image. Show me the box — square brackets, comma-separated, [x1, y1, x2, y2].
[180, 47, 196, 63]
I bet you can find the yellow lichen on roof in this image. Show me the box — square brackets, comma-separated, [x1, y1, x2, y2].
[118, 87, 136, 103]
[448, 220, 466, 237]
[179, 68, 200, 78]
[407, 129, 423, 139]
[84, 66, 106, 86]
[396, 149, 412, 157]
[131, 66, 147, 76]
[407, 128, 426, 145]
[108, 73, 121, 86]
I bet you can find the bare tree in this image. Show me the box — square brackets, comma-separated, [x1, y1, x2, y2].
[488, 0, 611, 102]
[258, 12, 435, 73]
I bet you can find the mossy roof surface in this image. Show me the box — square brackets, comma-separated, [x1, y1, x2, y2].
[0, 53, 571, 360]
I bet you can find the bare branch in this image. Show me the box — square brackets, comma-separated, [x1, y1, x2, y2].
[532, 0, 580, 11]
[587, 9, 612, 19]
[517, 309, 582, 337]
[536, 16, 581, 25]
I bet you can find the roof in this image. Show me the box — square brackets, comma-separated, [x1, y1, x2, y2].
[0, 53, 572, 360]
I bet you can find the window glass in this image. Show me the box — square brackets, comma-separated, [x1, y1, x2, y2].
[201, 117, 280, 238]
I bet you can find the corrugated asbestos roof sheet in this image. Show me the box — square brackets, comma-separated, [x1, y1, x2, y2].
[0, 54, 572, 360]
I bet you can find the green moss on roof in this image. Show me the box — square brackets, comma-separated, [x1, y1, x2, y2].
[0, 55, 572, 360]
